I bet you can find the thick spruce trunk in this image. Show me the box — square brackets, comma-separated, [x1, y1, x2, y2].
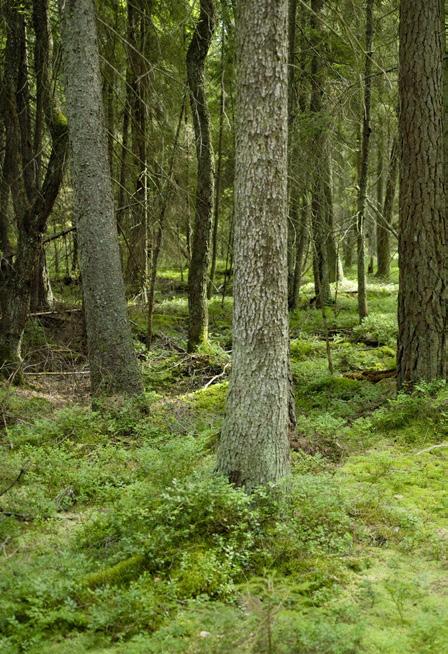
[61, 0, 143, 396]
[397, 0, 448, 388]
[186, 0, 216, 351]
[217, 0, 290, 490]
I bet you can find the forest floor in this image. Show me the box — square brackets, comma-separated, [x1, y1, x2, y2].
[1, 266, 448, 653]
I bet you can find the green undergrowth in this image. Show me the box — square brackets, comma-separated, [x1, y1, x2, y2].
[2, 277, 448, 653]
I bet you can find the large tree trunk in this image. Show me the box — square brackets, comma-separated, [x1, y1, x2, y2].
[397, 0, 448, 389]
[356, 0, 374, 321]
[186, 0, 216, 352]
[217, 0, 290, 490]
[61, 0, 143, 396]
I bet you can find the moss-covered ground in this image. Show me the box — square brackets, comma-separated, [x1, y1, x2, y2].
[1, 265, 448, 653]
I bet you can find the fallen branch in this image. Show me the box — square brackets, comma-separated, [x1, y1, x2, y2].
[43, 226, 76, 244]
[202, 364, 230, 390]
[23, 370, 90, 376]
[415, 443, 448, 456]
[0, 509, 33, 522]
[30, 308, 82, 318]
[0, 467, 26, 498]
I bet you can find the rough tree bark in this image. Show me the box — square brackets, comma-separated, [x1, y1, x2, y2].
[217, 0, 290, 490]
[186, 0, 216, 352]
[397, 0, 448, 388]
[356, 0, 374, 321]
[61, 0, 143, 396]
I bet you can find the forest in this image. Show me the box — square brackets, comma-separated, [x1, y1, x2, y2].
[1, 0, 448, 652]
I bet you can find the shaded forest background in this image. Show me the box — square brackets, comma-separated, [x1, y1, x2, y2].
[2, 1, 448, 653]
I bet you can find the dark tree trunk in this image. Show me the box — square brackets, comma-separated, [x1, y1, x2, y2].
[0, 0, 68, 379]
[208, 24, 226, 300]
[125, 0, 152, 292]
[287, 0, 298, 302]
[30, 249, 54, 312]
[323, 152, 341, 283]
[217, 0, 290, 489]
[397, 0, 448, 389]
[356, 0, 374, 321]
[186, 0, 216, 352]
[310, 0, 331, 307]
[290, 198, 309, 309]
[61, 0, 143, 396]
[288, 0, 309, 310]
[376, 135, 398, 279]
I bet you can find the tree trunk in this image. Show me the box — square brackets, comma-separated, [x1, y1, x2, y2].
[376, 135, 398, 279]
[186, 0, 216, 352]
[323, 152, 341, 283]
[217, 0, 290, 490]
[30, 248, 54, 312]
[310, 0, 331, 307]
[287, 0, 298, 302]
[125, 0, 152, 293]
[374, 128, 384, 275]
[61, 0, 143, 396]
[208, 23, 225, 300]
[290, 198, 309, 309]
[288, 0, 309, 310]
[397, 0, 448, 389]
[356, 0, 374, 321]
[0, 234, 41, 380]
[0, 0, 67, 379]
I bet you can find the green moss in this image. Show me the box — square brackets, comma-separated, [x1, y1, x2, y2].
[83, 555, 146, 589]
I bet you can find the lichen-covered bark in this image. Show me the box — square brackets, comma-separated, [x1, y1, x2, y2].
[217, 0, 290, 490]
[186, 0, 216, 352]
[61, 0, 143, 396]
[397, 0, 448, 388]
